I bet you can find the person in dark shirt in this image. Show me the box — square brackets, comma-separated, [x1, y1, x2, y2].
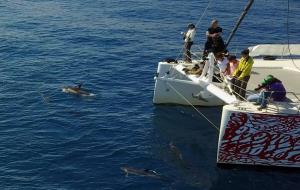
[203, 19, 226, 58]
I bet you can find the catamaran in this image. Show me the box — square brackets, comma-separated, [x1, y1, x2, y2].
[153, 0, 300, 168]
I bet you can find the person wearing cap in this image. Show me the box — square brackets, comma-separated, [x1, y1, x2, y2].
[182, 23, 196, 63]
[203, 19, 225, 58]
[231, 49, 254, 99]
[247, 75, 286, 110]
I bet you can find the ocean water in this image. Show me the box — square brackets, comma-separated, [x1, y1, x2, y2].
[0, 0, 300, 189]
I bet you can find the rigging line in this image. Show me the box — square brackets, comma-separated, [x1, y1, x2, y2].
[195, 0, 213, 27]
[210, 73, 251, 101]
[176, 0, 213, 61]
[209, 62, 256, 96]
[168, 59, 254, 101]
[166, 82, 220, 132]
[286, 0, 300, 71]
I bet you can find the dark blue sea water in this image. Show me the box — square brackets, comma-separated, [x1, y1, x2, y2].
[0, 0, 300, 189]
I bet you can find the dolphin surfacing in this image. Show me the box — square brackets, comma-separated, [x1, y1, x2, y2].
[120, 166, 169, 181]
[169, 142, 183, 161]
[62, 84, 95, 97]
[169, 142, 190, 169]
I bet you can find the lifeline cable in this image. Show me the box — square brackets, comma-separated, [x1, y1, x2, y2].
[166, 82, 220, 132]
[176, 0, 213, 61]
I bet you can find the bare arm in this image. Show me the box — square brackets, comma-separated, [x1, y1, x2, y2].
[206, 31, 222, 38]
[206, 31, 210, 37]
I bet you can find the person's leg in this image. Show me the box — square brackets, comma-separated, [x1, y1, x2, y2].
[184, 42, 188, 62]
[203, 41, 212, 59]
[204, 41, 212, 52]
[231, 78, 237, 96]
[232, 78, 242, 99]
[247, 93, 260, 102]
[186, 42, 193, 62]
[239, 76, 250, 99]
[260, 91, 271, 108]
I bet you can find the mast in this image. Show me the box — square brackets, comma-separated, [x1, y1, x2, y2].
[225, 0, 254, 48]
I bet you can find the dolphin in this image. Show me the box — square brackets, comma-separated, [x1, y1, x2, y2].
[169, 142, 190, 169]
[62, 83, 95, 97]
[120, 167, 169, 181]
[169, 142, 183, 161]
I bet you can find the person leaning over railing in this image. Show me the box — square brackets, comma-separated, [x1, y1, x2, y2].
[231, 49, 254, 99]
[216, 53, 229, 76]
[227, 55, 239, 77]
[247, 75, 286, 110]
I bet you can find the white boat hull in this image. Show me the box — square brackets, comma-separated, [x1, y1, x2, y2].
[153, 52, 238, 107]
[153, 77, 224, 106]
[217, 103, 300, 168]
[153, 59, 227, 106]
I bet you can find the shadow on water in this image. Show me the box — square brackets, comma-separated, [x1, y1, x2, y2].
[150, 105, 222, 189]
[150, 105, 300, 190]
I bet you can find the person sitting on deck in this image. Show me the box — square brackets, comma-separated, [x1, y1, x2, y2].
[231, 49, 254, 99]
[247, 75, 286, 110]
[203, 19, 226, 58]
[182, 23, 196, 63]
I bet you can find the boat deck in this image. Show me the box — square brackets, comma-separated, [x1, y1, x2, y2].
[225, 101, 300, 115]
[233, 58, 300, 114]
[160, 58, 300, 110]
[248, 59, 300, 100]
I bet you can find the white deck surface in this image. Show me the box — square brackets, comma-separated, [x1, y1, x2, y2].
[225, 101, 300, 115]
[237, 58, 300, 114]
[249, 44, 300, 56]
[248, 59, 300, 95]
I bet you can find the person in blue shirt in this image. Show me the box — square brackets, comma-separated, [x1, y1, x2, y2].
[247, 75, 286, 110]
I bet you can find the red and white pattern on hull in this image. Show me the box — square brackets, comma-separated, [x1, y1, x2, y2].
[218, 112, 300, 167]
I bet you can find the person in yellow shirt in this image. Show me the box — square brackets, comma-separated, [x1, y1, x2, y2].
[231, 49, 254, 99]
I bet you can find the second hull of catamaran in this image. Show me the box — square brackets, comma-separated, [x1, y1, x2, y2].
[215, 44, 300, 168]
[217, 101, 300, 168]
